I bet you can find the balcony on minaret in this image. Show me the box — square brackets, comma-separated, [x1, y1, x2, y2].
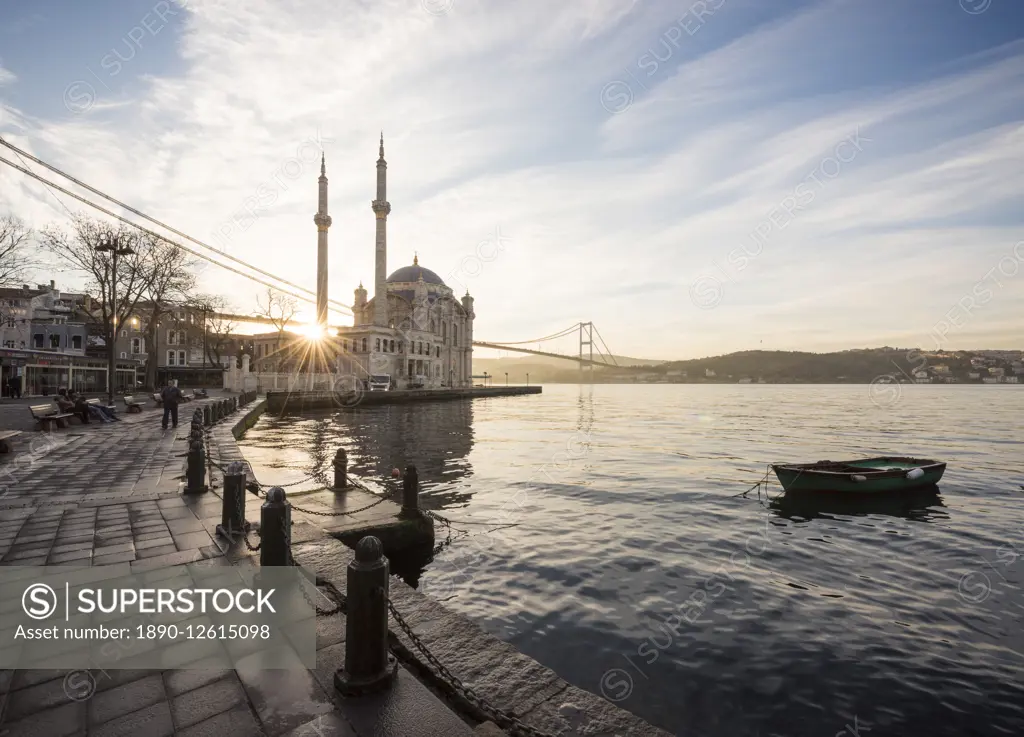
[314, 213, 332, 231]
[371, 200, 391, 218]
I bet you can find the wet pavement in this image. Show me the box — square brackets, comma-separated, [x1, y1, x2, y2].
[0, 393, 485, 737]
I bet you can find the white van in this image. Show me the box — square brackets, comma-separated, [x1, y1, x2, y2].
[368, 374, 391, 391]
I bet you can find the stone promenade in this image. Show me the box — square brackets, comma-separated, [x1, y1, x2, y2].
[0, 394, 482, 737]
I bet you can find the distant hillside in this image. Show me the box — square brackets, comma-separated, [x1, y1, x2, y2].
[474, 348, 1023, 384]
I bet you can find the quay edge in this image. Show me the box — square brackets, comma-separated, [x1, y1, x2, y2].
[220, 389, 671, 736]
[266, 385, 542, 413]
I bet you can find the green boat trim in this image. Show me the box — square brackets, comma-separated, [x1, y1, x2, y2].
[771, 456, 946, 493]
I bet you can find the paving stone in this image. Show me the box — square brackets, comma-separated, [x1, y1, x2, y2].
[87, 673, 166, 726]
[166, 517, 206, 535]
[134, 543, 179, 559]
[92, 550, 137, 566]
[170, 674, 247, 729]
[89, 700, 174, 737]
[48, 548, 94, 563]
[134, 535, 175, 550]
[173, 531, 215, 551]
[4, 672, 72, 721]
[0, 700, 86, 737]
[174, 703, 263, 737]
[163, 666, 235, 698]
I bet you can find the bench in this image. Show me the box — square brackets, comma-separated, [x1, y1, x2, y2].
[0, 430, 23, 453]
[29, 404, 73, 431]
[122, 395, 146, 413]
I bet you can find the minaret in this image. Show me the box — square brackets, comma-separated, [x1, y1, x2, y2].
[371, 133, 391, 327]
[313, 154, 332, 330]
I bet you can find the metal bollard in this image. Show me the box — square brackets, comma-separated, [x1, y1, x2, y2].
[333, 448, 348, 490]
[192, 408, 203, 425]
[217, 461, 248, 539]
[260, 487, 291, 566]
[335, 536, 397, 695]
[400, 465, 420, 519]
[203, 405, 211, 426]
[184, 439, 207, 494]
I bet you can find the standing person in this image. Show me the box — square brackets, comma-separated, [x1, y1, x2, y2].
[160, 379, 183, 430]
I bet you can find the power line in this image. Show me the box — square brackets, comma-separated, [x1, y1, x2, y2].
[0, 153, 350, 318]
[0, 136, 353, 315]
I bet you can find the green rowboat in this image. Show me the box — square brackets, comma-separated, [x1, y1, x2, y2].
[771, 457, 946, 493]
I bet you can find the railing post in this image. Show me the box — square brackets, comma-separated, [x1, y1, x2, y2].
[184, 438, 207, 494]
[192, 408, 203, 427]
[335, 536, 397, 695]
[203, 404, 211, 426]
[217, 461, 247, 539]
[260, 487, 291, 566]
[333, 448, 348, 491]
[400, 465, 420, 518]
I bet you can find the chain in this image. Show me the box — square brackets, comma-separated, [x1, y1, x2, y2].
[290, 495, 387, 517]
[385, 593, 553, 737]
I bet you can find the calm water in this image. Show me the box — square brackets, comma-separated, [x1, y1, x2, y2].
[239, 385, 1024, 737]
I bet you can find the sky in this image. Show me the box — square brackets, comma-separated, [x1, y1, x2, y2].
[1, 0, 1023, 361]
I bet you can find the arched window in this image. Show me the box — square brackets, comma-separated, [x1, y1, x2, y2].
[375, 338, 381, 351]
[453, 324, 458, 347]
[442, 323, 447, 343]
[362, 338, 367, 352]
[436, 346, 440, 358]
[390, 339, 395, 352]
[430, 320, 435, 333]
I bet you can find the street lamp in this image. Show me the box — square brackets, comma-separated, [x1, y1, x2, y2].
[95, 231, 135, 404]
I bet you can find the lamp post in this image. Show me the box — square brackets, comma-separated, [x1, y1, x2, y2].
[201, 304, 208, 386]
[527, 373, 530, 387]
[95, 231, 135, 404]
[505, 372, 508, 386]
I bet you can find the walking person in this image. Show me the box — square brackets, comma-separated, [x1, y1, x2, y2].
[160, 379, 183, 430]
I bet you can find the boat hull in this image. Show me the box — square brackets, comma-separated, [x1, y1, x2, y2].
[771, 457, 946, 494]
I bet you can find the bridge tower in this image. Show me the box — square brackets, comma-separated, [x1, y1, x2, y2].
[579, 321, 594, 384]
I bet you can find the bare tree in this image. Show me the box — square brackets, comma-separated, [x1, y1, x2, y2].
[139, 241, 199, 389]
[255, 287, 298, 334]
[254, 288, 299, 372]
[0, 215, 35, 290]
[187, 294, 238, 369]
[38, 215, 164, 349]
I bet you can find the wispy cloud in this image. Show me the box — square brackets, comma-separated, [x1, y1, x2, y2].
[0, 0, 1021, 358]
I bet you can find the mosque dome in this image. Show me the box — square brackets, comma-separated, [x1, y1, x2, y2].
[386, 254, 445, 286]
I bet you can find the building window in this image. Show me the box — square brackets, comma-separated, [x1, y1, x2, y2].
[167, 329, 176, 345]
[362, 338, 367, 352]
[72, 335, 82, 350]
[442, 323, 447, 343]
[167, 351, 176, 366]
[50, 334, 60, 348]
[398, 342, 404, 353]
[32, 333, 43, 348]
[436, 346, 440, 358]
[375, 338, 381, 352]
[131, 337, 142, 353]
[417, 341, 422, 355]
[120, 352, 127, 359]
[120, 329, 127, 338]
[454, 325, 458, 347]
[178, 350, 186, 365]
[389, 339, 395, 352]
[430, 320, 435, 333]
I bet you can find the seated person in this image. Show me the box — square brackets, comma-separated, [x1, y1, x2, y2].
[60, 392, 90, 424]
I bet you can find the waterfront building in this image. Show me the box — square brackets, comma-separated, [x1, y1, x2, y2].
[325, 137, 475, 389]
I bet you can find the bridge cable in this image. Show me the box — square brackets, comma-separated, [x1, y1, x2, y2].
[0, 137, 353, 315]
[0, 154, 350, 318]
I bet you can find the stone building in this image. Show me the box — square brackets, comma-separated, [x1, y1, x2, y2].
[326, 137, 475, 388]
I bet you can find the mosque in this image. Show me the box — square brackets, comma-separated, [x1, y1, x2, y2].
[317, 136, 475, 389]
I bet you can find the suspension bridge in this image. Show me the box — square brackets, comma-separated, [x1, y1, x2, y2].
[0, 138, 641, 373]
[213, 312, 636, 372]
